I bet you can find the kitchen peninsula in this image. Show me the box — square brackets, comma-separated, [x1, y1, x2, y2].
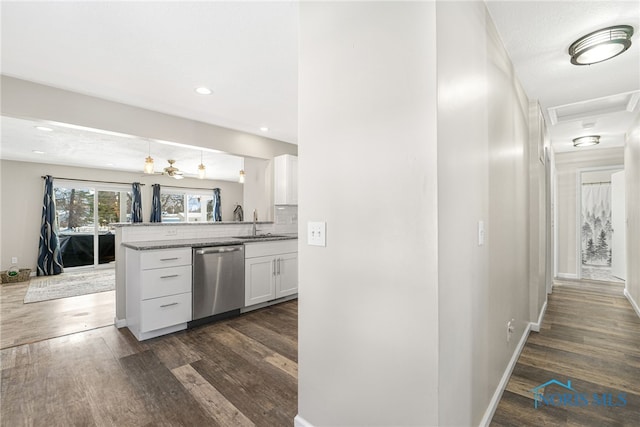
[112, 221, 298, 340]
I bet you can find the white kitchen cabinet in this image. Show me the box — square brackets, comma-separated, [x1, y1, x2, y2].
[245, 240, 298, 307]
[126, 247, 192, 341]
[274, 154, 298, 205]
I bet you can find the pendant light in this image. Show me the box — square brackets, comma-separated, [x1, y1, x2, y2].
[144, 140, 154, 174]
[197, 151, 206, 179]
[239, 169, 245, 184]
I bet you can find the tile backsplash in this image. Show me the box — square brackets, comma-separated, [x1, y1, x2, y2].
[274, 205, 298, 234]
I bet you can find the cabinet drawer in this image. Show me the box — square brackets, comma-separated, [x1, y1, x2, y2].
[140, 292, 191, 332]
[245, 240, 297, 258]
[140, 248, 191, 270]
[140, 265, 192, 300]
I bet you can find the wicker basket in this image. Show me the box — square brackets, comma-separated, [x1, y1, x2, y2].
[0, 268, 32, 284]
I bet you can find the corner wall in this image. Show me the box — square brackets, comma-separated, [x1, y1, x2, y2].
[297, 2, 439, 425]
[625, 113, 640, 313]
[437, 2, 531, 425]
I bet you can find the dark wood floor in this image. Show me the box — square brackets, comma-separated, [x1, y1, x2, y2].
[491, 279, 640, 426]
[1, 300, 298, 427]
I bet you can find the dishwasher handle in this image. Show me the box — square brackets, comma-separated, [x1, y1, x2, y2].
[195, 246, 243, 255]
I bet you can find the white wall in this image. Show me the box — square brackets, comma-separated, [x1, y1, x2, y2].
[0, 159, 243, 270]
[554, 148, 624, 278]
[625, 113, 640, 313]
[437, 2, 531, 425]
[298, 2, 439, 425]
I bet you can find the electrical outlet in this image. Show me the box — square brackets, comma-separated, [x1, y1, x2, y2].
[166, 229, 178, 237]
[11, 257, 18, 264]
[507, 319, 515, 342]
[308, 221, 326, 247]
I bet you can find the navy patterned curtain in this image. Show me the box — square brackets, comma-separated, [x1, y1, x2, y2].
[37, 175, 64, 276]
[131, 182, 143, 223]
[150, 184, 162, 222]
[213, 188, 222, 222]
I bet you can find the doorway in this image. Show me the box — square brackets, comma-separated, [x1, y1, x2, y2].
[579, 168, 624, 283]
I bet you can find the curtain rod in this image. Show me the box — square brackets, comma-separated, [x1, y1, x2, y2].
[582, 181, 611, 185]
[159, 184, 216, 190]
[41, 176, 144, 186]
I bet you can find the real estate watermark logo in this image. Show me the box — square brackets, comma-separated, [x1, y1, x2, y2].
[529, 379, 627, 409]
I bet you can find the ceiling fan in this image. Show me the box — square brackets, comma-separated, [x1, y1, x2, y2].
[163, 159, 184, 179]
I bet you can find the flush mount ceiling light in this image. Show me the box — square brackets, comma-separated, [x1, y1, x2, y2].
[260, 126, 269, 132]
[573, 135, 600, 147]
[569, 25, 634, 65]
[143, 140, 154, 174]
[195, 87, 212, 95]
[35, 126, 53, 132]
[197, 151, 206, 179]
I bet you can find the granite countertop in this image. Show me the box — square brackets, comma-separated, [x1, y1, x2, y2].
[112, 221, 274, 228]
[122, 233, 298, 250]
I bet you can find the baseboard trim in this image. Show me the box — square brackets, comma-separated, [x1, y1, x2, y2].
[479, 323, 531, 427]
[624, 289, 640, 319]
[530, 300, 547, 332]
[294, 415, 314, 427]
[114, 317, 127, 328]
[557, 273, 578, 280]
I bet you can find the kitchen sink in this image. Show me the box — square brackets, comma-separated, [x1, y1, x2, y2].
[233, 234, 288, 240]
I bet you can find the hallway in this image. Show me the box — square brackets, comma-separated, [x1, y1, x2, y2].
[491, 279, 640, 426]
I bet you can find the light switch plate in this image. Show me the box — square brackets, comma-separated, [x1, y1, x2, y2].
[308, 221, 326, 247]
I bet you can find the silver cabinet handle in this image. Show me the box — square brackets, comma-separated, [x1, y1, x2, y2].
[273, 259, 276, 276]
[160, 257, 179, 261]
[160, 302, 179, 308]
[160, 274, 179, 279]
[277, 258, 281, 275]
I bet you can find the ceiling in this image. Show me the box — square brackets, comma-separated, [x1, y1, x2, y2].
[1, 1, 639, 171]
[486, 0, 640, 153]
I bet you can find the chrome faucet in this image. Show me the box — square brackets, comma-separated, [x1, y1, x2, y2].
[252, 209, 258, 236]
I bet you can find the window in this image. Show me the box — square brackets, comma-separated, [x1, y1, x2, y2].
[54, 181, 131, 268]
[160, 188, 214, 223]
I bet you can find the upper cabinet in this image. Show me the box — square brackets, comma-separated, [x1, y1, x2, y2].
[274, 154, 298, 205]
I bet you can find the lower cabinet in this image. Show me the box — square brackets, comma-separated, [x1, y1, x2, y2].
[126, 247, 192, 341]
[245, 240, 298, 307]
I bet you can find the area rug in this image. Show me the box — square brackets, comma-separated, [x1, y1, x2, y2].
[23, 269, 115, 304]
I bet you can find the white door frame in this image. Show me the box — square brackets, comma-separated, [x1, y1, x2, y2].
[575, 165, 624, 280]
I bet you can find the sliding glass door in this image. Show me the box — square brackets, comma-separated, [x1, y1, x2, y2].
[55, 181, 130, 269]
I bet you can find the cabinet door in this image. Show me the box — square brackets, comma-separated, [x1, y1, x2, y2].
[245, 255, 276, 306]
[276, 252, 298, 298]
[274, 154, 298, 205]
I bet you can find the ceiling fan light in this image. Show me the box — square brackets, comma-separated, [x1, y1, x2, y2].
[239, 169, 245, 184]
[144, 156, 154, 174]
[573, 135, 600, 147]
[569, 25, 634, 65]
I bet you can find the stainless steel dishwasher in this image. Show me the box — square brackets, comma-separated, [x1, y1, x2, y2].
[191, 245, 245, 323]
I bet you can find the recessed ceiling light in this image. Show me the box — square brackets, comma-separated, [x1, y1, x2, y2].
[260, 126, 269, 132]
[569, 25, 634, 65]
[35, 126, 53, 132]
[573, 135, 600, 147]
[32, 150, 45, 154]
[195, 87, 212, 95]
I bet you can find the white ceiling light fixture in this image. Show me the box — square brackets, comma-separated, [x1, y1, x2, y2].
[32, 150, 45, 154]
[195, 87, 212, 95]
[144, 140, 154, 174]
[260, 126, 269, 132]
[198, 151, 206, 179]
[35, 126, 53, 132]
[569, 25, 634, 65]
[573, 135, 600, 147]
[239, 169, 245, 184]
